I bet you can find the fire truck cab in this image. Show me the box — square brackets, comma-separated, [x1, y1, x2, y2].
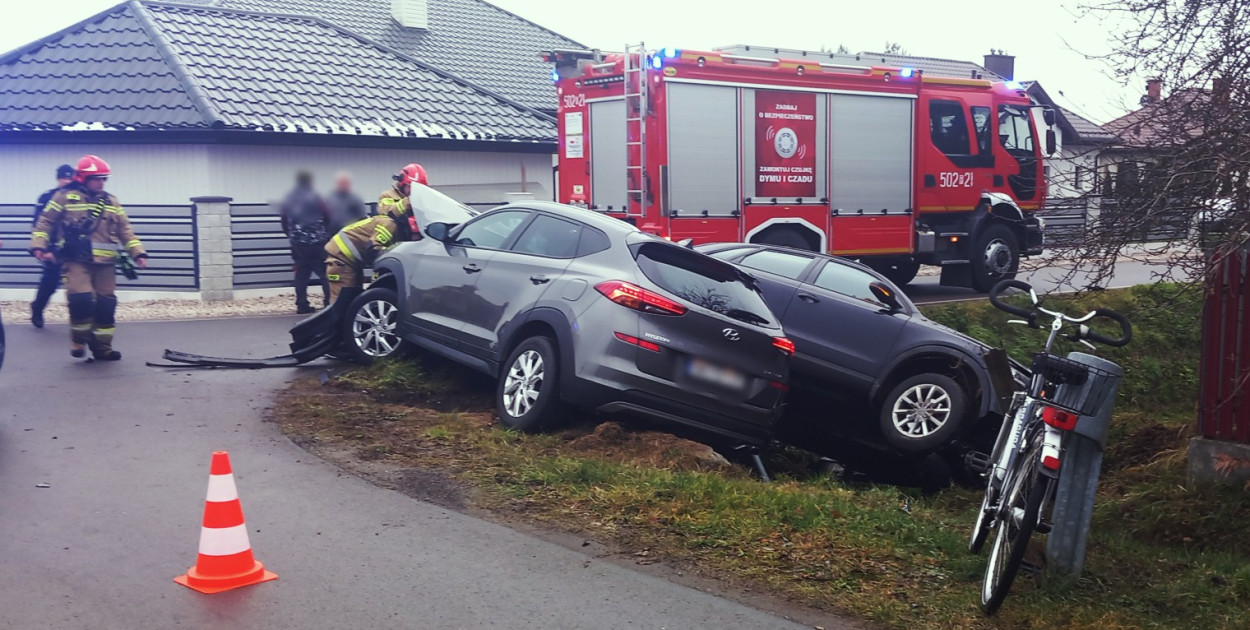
[547, 46, 1056, 291]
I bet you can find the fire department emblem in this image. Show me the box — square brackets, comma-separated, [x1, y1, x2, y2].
[774, 127, 799, 158]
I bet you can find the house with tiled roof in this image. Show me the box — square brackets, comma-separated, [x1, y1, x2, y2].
[0, 0, 580, 205]
[0, 0, 584, 294]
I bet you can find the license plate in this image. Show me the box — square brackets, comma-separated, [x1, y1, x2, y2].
[688, 357, 747, 391]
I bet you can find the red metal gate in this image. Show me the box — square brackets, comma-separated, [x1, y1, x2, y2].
[1198, 247, 1250, 442]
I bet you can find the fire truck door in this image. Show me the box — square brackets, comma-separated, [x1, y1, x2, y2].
[920, 99, 994, 212]
[589, 99, 627, 212]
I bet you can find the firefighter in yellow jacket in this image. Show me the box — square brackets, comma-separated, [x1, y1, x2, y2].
[324, 163, 426, 303]
[30, 155, 147, 360]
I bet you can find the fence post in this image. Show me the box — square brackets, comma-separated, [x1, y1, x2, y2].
[191, 196, 234, 301]
[1045, 352, 1123, 578]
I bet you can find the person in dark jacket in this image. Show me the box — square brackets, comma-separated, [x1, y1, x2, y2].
[29, 163, 76, 328]
[325, 171, 369, 234]
[280, 170, 331, 314]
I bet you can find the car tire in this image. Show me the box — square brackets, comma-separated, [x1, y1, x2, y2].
[867, 257, 920, 286]
[496, 336, 564, 432]
[970, 224, 1019, 292]
[343, 287, 411, 364]
[878, 373, 968, 454]
[757, 227, 814, 251]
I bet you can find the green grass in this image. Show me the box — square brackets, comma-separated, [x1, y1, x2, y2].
[279, 283, 1249, 629]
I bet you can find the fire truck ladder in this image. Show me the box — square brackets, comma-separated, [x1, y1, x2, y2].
[623, 43, 648, 217]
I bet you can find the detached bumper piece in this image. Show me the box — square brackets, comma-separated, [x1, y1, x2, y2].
[147, 288, 360, 369]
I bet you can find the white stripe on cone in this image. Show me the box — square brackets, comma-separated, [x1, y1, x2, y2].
[198, 523, 253, 557]
[205, 474, 239, 503]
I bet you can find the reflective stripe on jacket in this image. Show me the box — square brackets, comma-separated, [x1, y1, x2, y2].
[30, 185, 146, 264]
[324, 215, 401, 267]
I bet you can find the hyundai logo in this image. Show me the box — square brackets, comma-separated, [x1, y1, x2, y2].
[722, 328, 741, 341]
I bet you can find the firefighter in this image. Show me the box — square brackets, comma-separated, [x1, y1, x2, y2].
[323, 163, 425, 304]
[29, 163, 76, 328]
[30, 155, 147, 360]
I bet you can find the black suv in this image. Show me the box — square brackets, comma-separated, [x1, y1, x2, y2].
[351, 193, 792, 446]
[696, 243, 1021, 457]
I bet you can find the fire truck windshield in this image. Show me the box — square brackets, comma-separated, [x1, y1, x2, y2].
[997, 105, 1035, 153]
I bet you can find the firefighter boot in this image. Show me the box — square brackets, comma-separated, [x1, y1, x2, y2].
[67, 291, 95, 358]
[90, 295, 121, 361]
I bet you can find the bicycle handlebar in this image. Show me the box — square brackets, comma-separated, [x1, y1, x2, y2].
[988, 279, 1038, 323]
[1078, 308, 1133, 347]
[989, 279, 1133, 348]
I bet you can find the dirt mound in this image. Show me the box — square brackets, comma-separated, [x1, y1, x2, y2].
[568, 422, 735, 473]
[1105, 421, 1190, 471]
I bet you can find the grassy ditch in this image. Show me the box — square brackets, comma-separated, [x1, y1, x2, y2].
[274, 283, 1248, 629]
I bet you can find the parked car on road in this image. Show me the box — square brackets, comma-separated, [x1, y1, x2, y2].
[349, 193, 793, 447]
[695, 243, 1022, 460]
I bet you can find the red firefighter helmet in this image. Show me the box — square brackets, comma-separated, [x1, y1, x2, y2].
[395, 163, 428, 187]
[73, 155, 111, 183]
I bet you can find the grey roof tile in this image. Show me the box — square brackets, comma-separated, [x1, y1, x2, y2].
[215, 0, 583, 112]
[0, 5, 204, 130]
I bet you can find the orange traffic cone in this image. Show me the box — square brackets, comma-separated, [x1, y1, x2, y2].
[175, 451, 277, 594]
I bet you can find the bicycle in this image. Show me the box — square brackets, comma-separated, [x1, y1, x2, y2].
[968, 279, 1132, 614]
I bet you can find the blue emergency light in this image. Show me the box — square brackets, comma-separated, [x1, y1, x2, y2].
[900, 67, 914, 78]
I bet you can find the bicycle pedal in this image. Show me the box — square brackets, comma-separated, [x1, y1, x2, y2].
[1019, 561, 1044, 578]
[964, 450, 992, 474]
[1036, 520, 1053, 535]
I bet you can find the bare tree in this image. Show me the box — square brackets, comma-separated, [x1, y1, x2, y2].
[1057, 0, 1250, 288]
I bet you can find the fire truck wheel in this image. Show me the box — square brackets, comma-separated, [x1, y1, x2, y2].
[970, 224, 1019, 292]
[757, 228, 813, 251]
[867, 258, 920, 286]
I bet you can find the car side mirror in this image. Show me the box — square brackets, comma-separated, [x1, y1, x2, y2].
[869, 282, 903, 312]
[425, 222, 450, 242]
[1045, 129, 1057, 156]
[1042, 107, 1056, 127]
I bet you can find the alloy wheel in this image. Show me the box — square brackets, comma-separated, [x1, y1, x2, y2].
[503, 349, 544, 418]
[891, 383, 953, 438]
[352, 299, 400, 357]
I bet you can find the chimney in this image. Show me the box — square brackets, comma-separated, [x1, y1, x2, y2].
[1145, 78, 1162, 103]
[392, 0, 428, 29]
[983, 49, 1015, 80]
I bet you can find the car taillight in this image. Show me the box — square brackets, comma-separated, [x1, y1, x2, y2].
[614, 332, 661, 352]
[595, 281, 688, 316]
[1041, 406, 1079, 431]
[772, 337, 795, 356]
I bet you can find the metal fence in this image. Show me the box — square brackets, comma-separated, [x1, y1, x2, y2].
[1198, 247, 1250, 443]
[231, 200, 500, 289]
[1099, 198, 1192, 243]
[0, 203, 198, 290]
[1039, 197, 1088, 246]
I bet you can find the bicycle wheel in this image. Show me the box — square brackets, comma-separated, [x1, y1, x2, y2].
[980, 431, 1050, 614]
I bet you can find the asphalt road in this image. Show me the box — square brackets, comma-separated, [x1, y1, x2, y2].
[0, 317, 834, 630]
[906, 258, 1177, 304]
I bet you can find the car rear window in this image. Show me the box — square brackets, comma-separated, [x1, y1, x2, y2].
[633, 243, 778, 328]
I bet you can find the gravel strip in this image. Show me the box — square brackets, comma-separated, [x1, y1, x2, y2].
[1, 292, 305, 325]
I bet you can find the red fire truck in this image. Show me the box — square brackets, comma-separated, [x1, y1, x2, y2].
[546, 46, 1056, 291]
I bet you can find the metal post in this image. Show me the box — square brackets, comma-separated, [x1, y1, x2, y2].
[1045, 352, 1123, 577]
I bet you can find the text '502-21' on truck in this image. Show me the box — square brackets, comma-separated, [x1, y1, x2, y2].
[546, 45, 1059, 292]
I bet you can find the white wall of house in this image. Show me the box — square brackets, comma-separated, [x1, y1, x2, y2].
[0, 141, 554, 206]
[1046, 144, 1102, 199]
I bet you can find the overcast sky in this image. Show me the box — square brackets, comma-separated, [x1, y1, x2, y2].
[0, 0, 1146, 124]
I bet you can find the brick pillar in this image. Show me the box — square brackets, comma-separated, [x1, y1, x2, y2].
[191, 196, 235, 301]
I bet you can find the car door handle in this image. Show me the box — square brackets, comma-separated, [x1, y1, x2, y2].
[530, 275, 550, 285]
[797, 293, 820, 304]
[462, 264, 482, 273]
